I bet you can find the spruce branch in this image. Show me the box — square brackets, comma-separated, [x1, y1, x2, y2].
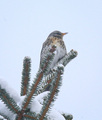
[62, 113, 73, 120]
[16, 112, 37, 120]
[36, 72, 55, 95]
[38, 49, 77, 93]
[0, 47, 77, 120]
[23, 112, 37, 120]
[22, 71, 43, 110]
[58, 49, 78, 67]
[40, 45, 56, 74]
[16, 46, 56, 120]
[0, 85, 20, 114]
[39, 65, 64, 120]
[21, 57, 31, 96]
[0, 112, 10, 120]
[16, 71, 44, 120]
[22, 46, 56, 110]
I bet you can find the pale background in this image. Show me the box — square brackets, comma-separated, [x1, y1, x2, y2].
[0, 0, 102, 120]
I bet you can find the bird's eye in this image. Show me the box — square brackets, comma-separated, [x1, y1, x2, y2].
[56, 32, 61, 35]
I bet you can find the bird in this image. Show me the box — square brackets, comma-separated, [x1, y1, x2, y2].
[40, 30, 68, 75]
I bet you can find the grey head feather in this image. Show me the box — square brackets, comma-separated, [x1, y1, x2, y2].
[48, 30, 63, 39]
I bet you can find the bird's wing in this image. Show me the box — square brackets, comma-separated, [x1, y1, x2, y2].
[40, 39, 52, 65]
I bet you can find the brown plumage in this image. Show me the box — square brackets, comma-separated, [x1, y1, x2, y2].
[40, 30, 68, 74]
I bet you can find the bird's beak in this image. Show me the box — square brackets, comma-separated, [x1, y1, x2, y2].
[62, 32, 68, 36]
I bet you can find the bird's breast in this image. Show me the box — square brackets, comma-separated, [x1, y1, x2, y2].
[51, 39, 61, 47]
[50, 45, 66, 70]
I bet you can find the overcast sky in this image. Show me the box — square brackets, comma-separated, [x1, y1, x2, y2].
[0, 0, 102, 120]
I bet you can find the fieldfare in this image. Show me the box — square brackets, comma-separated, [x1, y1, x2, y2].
[40, 30, 68, 74]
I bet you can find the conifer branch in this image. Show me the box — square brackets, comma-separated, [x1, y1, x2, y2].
[39, 49, 77, 93]
[22, 46, 56, 111]
[22, 71, 43, 110]
[40, 45, 56, 74]
[15, 46, 56, 120]
[0, 85, 20, 114]
[36, 72, 55, 95]
[62, 113, 73, 120]
[58, 49, 78, 67]
[23, 114, 36, 119]
[39, 65, 64, 120]
[23, 112, 37, 120]
[0, 47, 77, 120]
[16, 71, 44, 120]
[0, 112, 10, 120]
[21, 57, 31, 96]
[16, 111, 37, 120]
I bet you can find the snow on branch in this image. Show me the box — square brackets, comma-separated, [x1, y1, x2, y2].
[0, 48, 77, 120]
[21, 46, 56, 111]
[59, 49, 78, 67]
[0, 84, 20, 114]
[39, 65, 64, 120]
[38, 49, 78, 94]
[62, 113, 73, 120]
[0, 112, 10, 120]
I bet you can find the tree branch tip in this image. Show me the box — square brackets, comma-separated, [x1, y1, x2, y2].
[70, 49, 78, 57]
[57, 64, 64, 74]
[24, 56, 31, 60]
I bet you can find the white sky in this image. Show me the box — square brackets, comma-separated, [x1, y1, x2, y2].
[0, 0, 102, 120]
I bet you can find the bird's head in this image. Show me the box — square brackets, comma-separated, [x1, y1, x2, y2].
[48, 31, 68, 39]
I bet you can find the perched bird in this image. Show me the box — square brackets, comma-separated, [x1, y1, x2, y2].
[40, 30, 68, 74]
